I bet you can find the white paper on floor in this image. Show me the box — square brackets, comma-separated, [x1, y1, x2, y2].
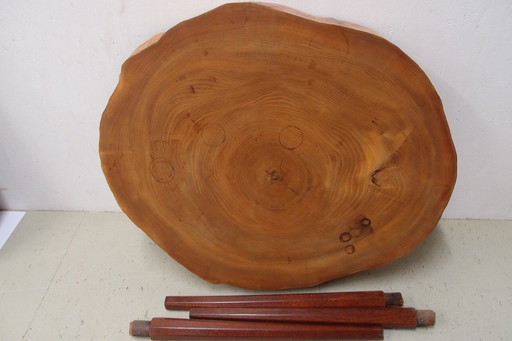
[0, 211, 25, 249]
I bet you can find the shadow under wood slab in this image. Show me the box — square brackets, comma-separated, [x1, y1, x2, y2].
[99, 3, 456, 290]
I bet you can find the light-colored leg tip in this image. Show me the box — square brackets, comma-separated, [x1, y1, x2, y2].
[130, 320, 151, 337]
[416, 310, 436, 327]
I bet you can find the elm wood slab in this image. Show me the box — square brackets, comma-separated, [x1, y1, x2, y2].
[99, 3, 457, 289]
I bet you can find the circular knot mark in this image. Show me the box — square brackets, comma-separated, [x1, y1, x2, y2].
[361, 217, 372, 226]
[201, 124, 226, 147]
[150, 158, 175, 183]
[339, 232, 352, 243]
[150, 140, 169, 159]
[344, 245, 356, 254]
[279, 126, 303, 150]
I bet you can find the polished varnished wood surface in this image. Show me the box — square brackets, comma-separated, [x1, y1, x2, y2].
[99, 3, 456, 289]
[132, 318, 384, 340]
[164, 291, 403, 310]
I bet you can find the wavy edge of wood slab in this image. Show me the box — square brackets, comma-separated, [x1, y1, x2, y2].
[100, 2, 457, 290]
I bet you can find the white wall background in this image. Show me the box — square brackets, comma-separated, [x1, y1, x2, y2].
[1, 0, 511, 219]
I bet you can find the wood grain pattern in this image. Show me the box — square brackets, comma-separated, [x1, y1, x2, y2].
[131, 318, 384, 340]
[99, 3, 456, 289]
[164, 291, 403, 310]
[188, 307, 429, 329]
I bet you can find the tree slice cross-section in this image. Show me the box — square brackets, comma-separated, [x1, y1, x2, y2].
[99, 3, 456, 290]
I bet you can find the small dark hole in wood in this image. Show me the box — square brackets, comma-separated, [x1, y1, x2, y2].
[344, 245, 355, 254]
[339, 232, 352, 242]
[361, 217, 371, 226]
